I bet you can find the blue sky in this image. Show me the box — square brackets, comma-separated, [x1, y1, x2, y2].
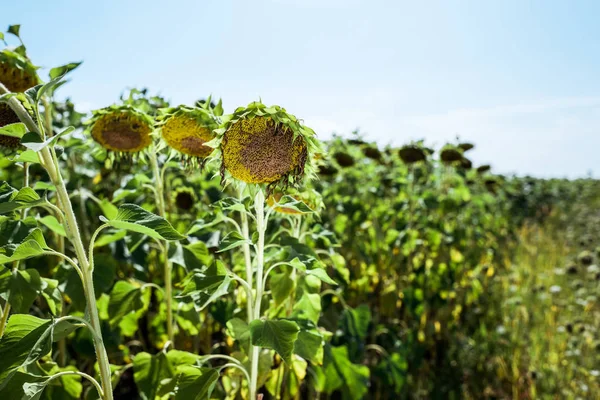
[3, 0, 600, 178]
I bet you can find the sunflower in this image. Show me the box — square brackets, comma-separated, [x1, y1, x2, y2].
[362, 146, 382, 161]
[217, 102, 318, 190]
[0, 49, 39, 149]
[476, 165, 491, 174]
[173, 187, 196, 211]
[333, 151, 355, 167]
[460, 157, 472, 169]
[440, 145, 463, 163]
[458, 142, 474, 152]
[157, 105, 218, 164]
[87, 106, 153, 155]
[399, 145, 427, 164]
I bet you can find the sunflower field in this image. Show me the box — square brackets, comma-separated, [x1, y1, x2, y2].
[0, 25, 599, 400]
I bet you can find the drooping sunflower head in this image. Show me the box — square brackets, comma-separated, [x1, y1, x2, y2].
[440, 145, 464, 164]
[477, 164, 491, 174]
[157, 105, 218, 165]
[173, 187, 196, 212]
[0, 49, 39, 150]
[458, 142, 475, 152]
[398, 145, 427, 164]
[86, 105, 154, 156]
[216, 101, 319, 190]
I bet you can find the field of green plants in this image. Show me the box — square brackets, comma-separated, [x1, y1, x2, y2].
[0, 25, 599, 400]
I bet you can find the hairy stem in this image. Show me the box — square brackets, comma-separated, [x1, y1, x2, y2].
[1, 86, 114, 400]
[249, 189, 266, 400]
[149, 151, 174, 345]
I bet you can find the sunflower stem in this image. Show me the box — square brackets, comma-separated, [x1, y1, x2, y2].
[249, 189, 266, 400]
[149, 150, 175, 346]
[1, 84, 114, 400]
[239, 188, 254, 322]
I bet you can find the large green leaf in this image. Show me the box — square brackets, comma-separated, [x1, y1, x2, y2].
[323, 345, 370, 400]
[0, 228, 49, 265]
[270, 271, 295, 306]
[291, 292, 322, 325]
[0, 371, 45, 399]
[0, 182, 45, 215]
[249, 319, 300, 364]
[226, 318, 251, 354]
[38, 215, 66, 237]
[174, 366, 219, 400]
[176, 264, 231, 312]
[108, 281, 148, 326]
[0, 267, 44, 313]
[133, 352, 175, 400]
[340, 304, 371, 341]
[0, 315, 77, 390]
[105, 204, 185, 241]
[293, 323, 324, 365]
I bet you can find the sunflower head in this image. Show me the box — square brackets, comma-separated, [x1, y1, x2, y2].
[173, 187, 196, 212]
[333, 151, 355, 168]
[362, 146, 382, 161]
[440, 145, 463, 164]
[458, 142, 475, 152]
[0, 49, 39, 150]
[86, 105, 154, 156]
[157, 105, 218, 165]
[216, 101, 319, 191]
[460, 157, 472, 169]
[477, 164, 491, 174]
[398, 145, 427, 164]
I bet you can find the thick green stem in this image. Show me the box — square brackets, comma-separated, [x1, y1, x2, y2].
[1, 87, 114, 400]
[240, 206, 254, 322]
[149, 151, 174, 345]
[249, 190, 266, 400]
[40, 147, 114, 400]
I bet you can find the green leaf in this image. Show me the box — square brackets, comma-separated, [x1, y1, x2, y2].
[176, 266, 231, 312]
[0, 228, 49, 265]
[271, 272, 295, 306]
[7, 25, 20, 38]
[306, 267, 337, 285]
[340, 304, 371, 341]
[274, 195, 315, 214]
[0, 315, 77, 390]
[38, 215, 66, 237]
[291, 292, 321, 325]
[1, 267, 44, 313]
[0, 123, 26, 138]
[108, 281, 147, 326]
[94, 229, 127, 248]
[174, 366, 219, 400]
[0, 371, 45, 399]
[21, 127, 74, 152]
[294, 326, 324, 365]
[40, 277, 62, 316]
[217, 231, 252, 253]
[98, 199, 118, 220]
[226, 318, 251, 354]
[323, 345, 370, 400]
[133, 352, 175, 400]
[0, 183, 44, 215]
[49, 62, 82, 80]
[249, 319, 300, 364]
[107, 204, 185, 241]
[11, 150, 40, 164]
